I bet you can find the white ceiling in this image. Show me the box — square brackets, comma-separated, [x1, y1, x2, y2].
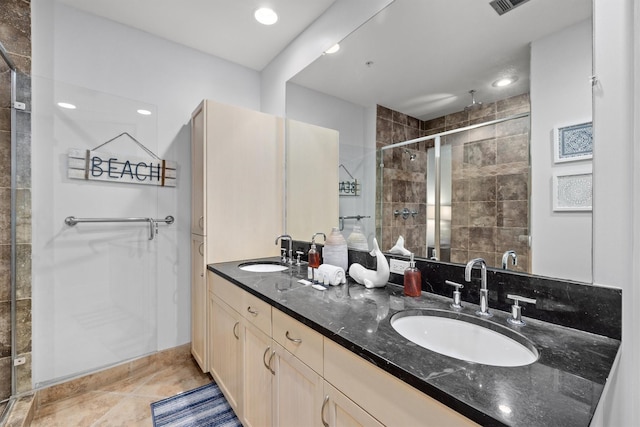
[57, 0, 337, 71]
[57, 0, 591, 120]
[291, 0, 592, 120]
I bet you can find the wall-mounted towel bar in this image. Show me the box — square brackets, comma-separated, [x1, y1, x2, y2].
[64, 215, 175, 240]
[339, 215, 370, 231]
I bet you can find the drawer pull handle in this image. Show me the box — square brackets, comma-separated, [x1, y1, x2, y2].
[247, 306, 258, 316]
[263, 346, 272, 371]
[198, 243, 204, 256]
[321, 395, 329, 427]
[198, 216, 204, 230]
[233, 322, 240, 340]
[268, 351, 276, 375]
[285, 330, 302, 344]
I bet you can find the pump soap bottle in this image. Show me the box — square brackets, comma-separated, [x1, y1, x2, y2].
[308, 232, 326, 283]
[404, 253, 422, 297]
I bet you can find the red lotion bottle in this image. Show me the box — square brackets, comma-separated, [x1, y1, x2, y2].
[404, 253, 422, 297]
[308, 232, 325, 283]
[308, 241, 320, 269]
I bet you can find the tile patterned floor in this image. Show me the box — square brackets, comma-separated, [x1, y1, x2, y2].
[30, 357, 211, 427]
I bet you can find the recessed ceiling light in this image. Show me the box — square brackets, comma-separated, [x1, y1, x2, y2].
[255, 7, 278, 25]
[325, 44, 340, 54]
[492, 76, 519, 87]
[57, 102, 76, 109]
[137, 109, 152, 116]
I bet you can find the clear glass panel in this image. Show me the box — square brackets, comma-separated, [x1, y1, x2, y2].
[33, 79, 159, 385]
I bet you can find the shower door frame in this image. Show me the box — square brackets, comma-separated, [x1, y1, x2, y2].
[0, 40, 19, 410]
[379, 111, 530, 260]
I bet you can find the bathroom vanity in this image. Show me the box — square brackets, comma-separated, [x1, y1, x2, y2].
[206, 258, 620, 427]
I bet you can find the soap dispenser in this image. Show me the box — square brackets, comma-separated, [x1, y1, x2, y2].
[404, 253, 421, 297]
[308, 232, 325, 283]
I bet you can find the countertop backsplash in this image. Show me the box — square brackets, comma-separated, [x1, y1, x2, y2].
[286, 239, 621, 340]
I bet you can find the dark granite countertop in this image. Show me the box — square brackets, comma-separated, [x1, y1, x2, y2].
[208, 258, 620, 427]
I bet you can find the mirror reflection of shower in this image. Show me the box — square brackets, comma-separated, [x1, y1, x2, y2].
[427, 144, 452, 261]
[464, 89, 483, 111]
[404, 149, 416, 161]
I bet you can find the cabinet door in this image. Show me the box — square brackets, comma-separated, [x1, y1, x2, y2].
[273, 342, 324, 427]
[210, 294, 242, 414]
[324, 339, 479, 427]
[191, 102, 206, 235]
[323, 382, 383, 427]
[191, 234, 207, 372]
[242, 324, 273, 427]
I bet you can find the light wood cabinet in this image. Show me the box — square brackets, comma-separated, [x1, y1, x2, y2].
[190, 99, 284, 372]
[243, 323, 273, 427]
[190, 234, 207, 371]
[210, 272, 273, 426]
[209, 293, 242, 414]
[323, 382, 383, 427]
[285, 118, 339, 241]
[208, 271, 477, 427]
[272, 341, 324, 427]
[324, 339, 479, 427]
[272, 308, 323, 375]
[191, 103, 206, 235]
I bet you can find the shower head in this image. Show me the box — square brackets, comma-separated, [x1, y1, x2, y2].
[404, 149, 416, 161]
[464, 90, 483, 111]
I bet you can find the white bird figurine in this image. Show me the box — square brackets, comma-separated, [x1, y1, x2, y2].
[348, 238, 390, 288]
[388, 235, 412, 256]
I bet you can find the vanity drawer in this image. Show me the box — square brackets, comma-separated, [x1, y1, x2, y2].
[272, 308, 323, 374]
[209, 272, 244, 313]
[242, 291, 272, 336]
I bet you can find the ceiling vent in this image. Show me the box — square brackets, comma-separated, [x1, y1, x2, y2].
[489, 0, 532, 15]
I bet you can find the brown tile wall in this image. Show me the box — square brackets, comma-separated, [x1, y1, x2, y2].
[0, 0, 32, 402]
[377, 94, 531, 271]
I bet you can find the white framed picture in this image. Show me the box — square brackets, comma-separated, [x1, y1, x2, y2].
[552, 165, 592, 212]
[553, 120, 593, 163]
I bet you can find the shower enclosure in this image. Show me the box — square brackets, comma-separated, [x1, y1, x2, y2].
[0, 39, 26, 421]
[378, 100, 531, 272]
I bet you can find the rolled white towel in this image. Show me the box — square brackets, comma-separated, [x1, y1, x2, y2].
[316, 264, 346, 286]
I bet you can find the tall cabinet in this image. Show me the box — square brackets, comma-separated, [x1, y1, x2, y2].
[190, 100, 284, 372]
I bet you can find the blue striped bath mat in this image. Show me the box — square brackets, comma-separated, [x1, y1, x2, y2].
[150, 382, 242, 427]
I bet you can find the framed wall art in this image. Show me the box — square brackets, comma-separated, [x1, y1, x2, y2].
[552, 166, 592, 212]
[553, 120, 593, 163]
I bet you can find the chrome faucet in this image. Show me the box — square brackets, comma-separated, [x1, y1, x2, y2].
[502, 250, 518, 270]
[275, 234, 293, 264]
[465, 258, 492, 317]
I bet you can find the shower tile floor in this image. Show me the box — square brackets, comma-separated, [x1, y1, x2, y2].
[30, 357, 211, 426]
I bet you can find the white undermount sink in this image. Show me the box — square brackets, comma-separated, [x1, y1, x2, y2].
[390, 310, 538, 367]
[238, 262, 288, 273]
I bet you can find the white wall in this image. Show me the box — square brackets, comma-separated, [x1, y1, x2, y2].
[530, 19, 593, 283]
[592, 0, 638, 426]
[31, 0, 261, 385]
[286, 83, 377, 246]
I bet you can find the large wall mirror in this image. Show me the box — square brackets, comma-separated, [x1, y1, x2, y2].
[286, 0, 593, 283]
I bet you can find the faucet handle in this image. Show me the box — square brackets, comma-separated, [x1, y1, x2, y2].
[444, 280, 464, 309]
[295, 251, 304, 266]
[506, 294, 537, 326]
[280, 248, 287, 263]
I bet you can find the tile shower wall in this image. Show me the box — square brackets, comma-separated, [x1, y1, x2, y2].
[377, 94, 531, 271]
[0, 0, 32, 401]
